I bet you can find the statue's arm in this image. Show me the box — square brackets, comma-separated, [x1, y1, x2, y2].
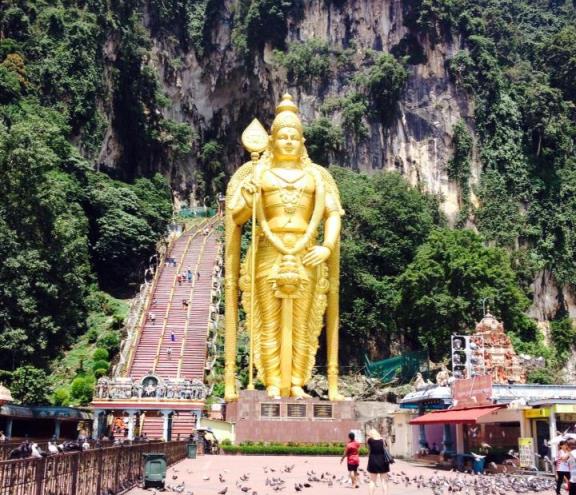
[322, 211, 341, 253]
[322, 191, 342, 253]
[230, 178, 254, 225]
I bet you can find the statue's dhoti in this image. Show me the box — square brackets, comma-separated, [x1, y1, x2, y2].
[241, 232, 327, 396]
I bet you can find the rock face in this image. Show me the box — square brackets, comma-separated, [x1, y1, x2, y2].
[95, 0, 571, 326]
[96, 0, 473, 224]
[529, 269, 576, 322]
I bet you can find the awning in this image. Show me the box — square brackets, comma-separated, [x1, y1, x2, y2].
[409, 406, 504, 425]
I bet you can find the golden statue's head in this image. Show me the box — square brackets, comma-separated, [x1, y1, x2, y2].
[270, 93, 305, 162]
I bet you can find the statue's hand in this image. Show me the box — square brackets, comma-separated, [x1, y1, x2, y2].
[241, 180, 258, 207]
[302, 245, 331, 266]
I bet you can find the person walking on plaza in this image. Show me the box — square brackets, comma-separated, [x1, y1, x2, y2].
[556, 441, 571, 495]
[167, 346, 173, 358]
[187, 267, 193, 283]
[567, 439, 576, 495]
[170, 330, 176, 342]
[148, 312, 156, 325]
[340, 431, 360, 488]
[177, 273, 182, 286]
[366, 429, 392, 495]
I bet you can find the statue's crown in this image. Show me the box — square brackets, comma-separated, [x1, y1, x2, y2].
[271, 93, 303, 135]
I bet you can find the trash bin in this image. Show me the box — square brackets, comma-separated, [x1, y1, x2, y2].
[143, 453, 167, 488]
[187, 442, 197, 459]
[472, 457, 485, 474]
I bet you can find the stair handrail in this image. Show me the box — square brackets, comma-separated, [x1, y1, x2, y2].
[176, 227, 213, 379]
[202, 231, 224, 380]
[115, 228, 180, 377]
[124, 218, 209, 377]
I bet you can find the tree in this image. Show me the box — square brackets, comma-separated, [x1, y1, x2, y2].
[331, 168, 443, 362]
[397, 229, 537, 360]
[541, 26, 576, 102]
[10, 366, 51, 405]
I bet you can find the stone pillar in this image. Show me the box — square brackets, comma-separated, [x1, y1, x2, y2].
[520, 412, 531, 439]
[126, 410, 137, 441]
[549, 406, 558, 459]
[161, 411, 172, 441]
[92, 409, 104, 440]
[418, 405, 427, 449]
[193, 409, 202, 429]
[54, 419, 62, 440]
[442, 424, 454, 454]
[5, 418, 13, 439]
[455, 424, 464, 454]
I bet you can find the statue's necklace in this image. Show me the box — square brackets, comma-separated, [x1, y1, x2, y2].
[269, 170, 306, 218]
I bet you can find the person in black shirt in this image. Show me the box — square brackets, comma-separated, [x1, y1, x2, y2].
[366, 428, 391, 495]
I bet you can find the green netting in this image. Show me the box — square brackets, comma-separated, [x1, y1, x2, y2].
[179, 207, 217, 218]
[364, 351, 429, 384]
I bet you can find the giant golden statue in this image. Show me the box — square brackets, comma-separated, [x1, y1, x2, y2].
[224, 94, 344, 401]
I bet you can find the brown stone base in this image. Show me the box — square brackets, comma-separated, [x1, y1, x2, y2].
[226, 390, 362, 443]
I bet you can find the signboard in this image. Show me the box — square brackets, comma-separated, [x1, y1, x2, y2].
[518, 437, 535, 468]
[524, 408, 550, 419]
[452, 375, 493, 408]
[399, 399, 449, 410]
[555, 404, 576, 414]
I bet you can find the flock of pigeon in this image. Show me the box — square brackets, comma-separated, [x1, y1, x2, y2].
[147, 462, 557, 495]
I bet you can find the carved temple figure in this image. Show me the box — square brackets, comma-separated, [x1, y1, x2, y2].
[435, 364, 451, 387]
[224, 94, 344, 401]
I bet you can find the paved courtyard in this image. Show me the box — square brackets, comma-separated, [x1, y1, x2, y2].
[128, 455, 557, 495]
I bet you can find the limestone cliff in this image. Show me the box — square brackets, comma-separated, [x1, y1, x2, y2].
[97, 0, 474, 221]
[96, 0, 574, 324]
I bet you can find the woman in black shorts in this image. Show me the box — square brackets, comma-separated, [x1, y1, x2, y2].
[367, 428, 390, 495]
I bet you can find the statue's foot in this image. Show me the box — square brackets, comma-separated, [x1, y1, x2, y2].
[267, 385, 281, 399]
[328, 389, 348, 401]
[290, 386, 311, 399]
[224, 386, 238, 402]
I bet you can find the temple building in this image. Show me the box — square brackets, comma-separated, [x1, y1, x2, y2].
[474, 313, 526, 384]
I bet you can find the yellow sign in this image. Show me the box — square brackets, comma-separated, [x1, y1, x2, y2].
[555, 404, 576, 414]
[518, 437, 535, 468]
[524, 408, 550, 418]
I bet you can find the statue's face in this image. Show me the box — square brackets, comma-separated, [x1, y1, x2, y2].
[272, 126, 303, 161]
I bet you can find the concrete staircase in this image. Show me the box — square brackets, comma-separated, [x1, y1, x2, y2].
[127, 224, 218, 381]
[140, 414, 163, 439]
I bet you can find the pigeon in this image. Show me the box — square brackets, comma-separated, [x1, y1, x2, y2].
[217, 488, 228, 495]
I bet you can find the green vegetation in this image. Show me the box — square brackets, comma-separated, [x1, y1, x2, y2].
[8, 366, 51, 405]
[148, 0, 215, 54]
[232, 0, 303, 57]
[354, 52, 409, 124]
[273, 39, 334, 86]
[447, 120, 473, 224]
[304, 117, 343, 165]
[334, 168, 538, 363]
[222, 442, 368, 456]
[50, 292, 128, 405]
[397, 229, 536, 359]
[407, 0, 576, 286]
[333, 168, 443, 359]
[0, 0, 175, 404]
[319, 52, 407, 139]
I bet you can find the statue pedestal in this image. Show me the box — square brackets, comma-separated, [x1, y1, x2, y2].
[226, 390, 361, 443]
